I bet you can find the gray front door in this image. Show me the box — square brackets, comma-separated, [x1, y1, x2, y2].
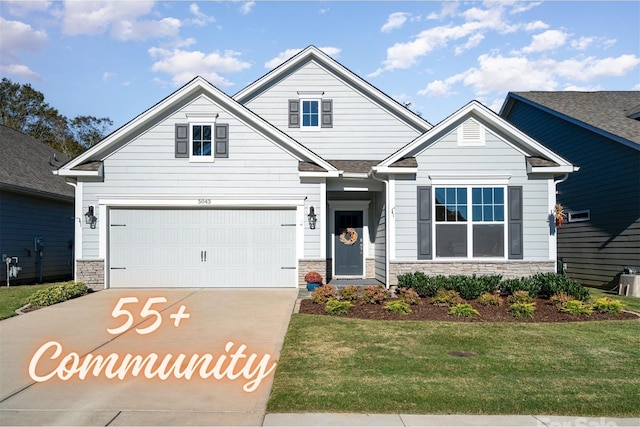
[334, 211, 363, 276]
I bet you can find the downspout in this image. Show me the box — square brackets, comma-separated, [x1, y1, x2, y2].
[552, 173, 569, 273]
[370, 170, 390, 288]
[65, 178, 79, 281]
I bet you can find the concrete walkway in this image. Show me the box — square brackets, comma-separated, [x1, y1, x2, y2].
[0, 288, 297, 426]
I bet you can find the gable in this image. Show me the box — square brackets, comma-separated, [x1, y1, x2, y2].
[242, 60, 423, 160]
[58, 77, 335, 177]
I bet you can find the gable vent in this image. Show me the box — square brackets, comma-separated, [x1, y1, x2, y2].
[458, 118, 485, 146]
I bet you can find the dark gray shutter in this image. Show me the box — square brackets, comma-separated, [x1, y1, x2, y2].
[214, 124, 229, 158]
[288, 100, 300, 128]
[321, 99, 333, 128]
[417, 186, 432, 260]
[508, 186, 523, 259]
[175, 124, 188, 158]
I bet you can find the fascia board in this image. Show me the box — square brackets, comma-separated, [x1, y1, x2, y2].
[371, 166, 418, 174]
[299, 171, 341, 178]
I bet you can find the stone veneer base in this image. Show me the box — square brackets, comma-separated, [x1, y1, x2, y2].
[76, 259, 105, 291]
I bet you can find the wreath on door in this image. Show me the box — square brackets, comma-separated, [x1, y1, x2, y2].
[339, 227, 358, 245]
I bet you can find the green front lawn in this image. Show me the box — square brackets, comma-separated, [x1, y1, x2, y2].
[0, 283, 56, 320]
[268, 314, 640, 416]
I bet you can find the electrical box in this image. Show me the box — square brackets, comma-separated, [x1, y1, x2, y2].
[35, 237, 44, 251]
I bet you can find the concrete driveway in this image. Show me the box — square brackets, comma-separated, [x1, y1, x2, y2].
[0, 288, 297, 426]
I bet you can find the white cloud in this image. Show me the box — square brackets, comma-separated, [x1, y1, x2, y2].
[454, 33, 484, 55]
[0, 17, 48, 61]
[61, 0, 179, 41]
[571, 36, 595, 51]
[239, 1, 255, 15]
[418, 80, 450, 96]
[555, 54, 640, 81]
[381, 12, 410, 33]
[2, 0, 51, 17]
[149, 48, 251, 87]
[521, 29, 567, 53]
[111, 17, 181, 41]
[0, 64, 41, 80]
[189, 3, 216, 26]
[524, 20, 548, 31]
[264, 47, 341, 69]
[102, 71, 116, 81]
[427, 2, 458, 20]
[370, 3, 512, 76]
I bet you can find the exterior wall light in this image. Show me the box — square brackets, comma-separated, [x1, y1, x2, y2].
[308, 205, 317, 229]
[85, 205, 97, 229]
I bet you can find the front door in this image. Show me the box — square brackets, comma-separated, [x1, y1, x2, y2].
[334, 211, 363, 276]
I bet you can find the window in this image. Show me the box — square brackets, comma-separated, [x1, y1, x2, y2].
[434, 186, 505, 258]
[302, 100, 319, 128]
[288, 96, 332, 129]
[191, 124, 212, 160]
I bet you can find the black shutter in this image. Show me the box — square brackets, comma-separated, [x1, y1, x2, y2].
[175, 124, 188, 158]
[214, 124, 229, 158]
[508, 186, 523, 259]
[321, 99, 333, 128]
[417, 186, 432, 260]
[288, 100, 300, 128]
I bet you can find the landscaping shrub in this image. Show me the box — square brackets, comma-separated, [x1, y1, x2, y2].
[449, 303, 480, 317]
[384, 300, 411, 315]
[27, 281, 89, 307]
[507, 290, 534, 305]
[444, 275, 500, 300]
[478, 292, 502, 306]
[592, 297, 624, 315]
[431, 289, 464, 307]
[397, 287, 420, 305]
[362, 285, 392, 304]
[509, 302, 535, 318]
[311, 285, 338, 304]
[561, 300, 593, 317]
[325, 299, 352, 316]
[339, 285, 361, 302]
[498, 278, 523, 296]
[396, 271, 441, 297]
[550, 292, 574, 308]
[529, 273, 590, 301]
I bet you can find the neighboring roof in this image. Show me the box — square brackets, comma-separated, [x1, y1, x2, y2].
[500, 91, 640, 150]
[378, 100, 576, 174]
[0, 125, 73, 200]
[233, 46, 432, 133]
[57, 76, 337, 176]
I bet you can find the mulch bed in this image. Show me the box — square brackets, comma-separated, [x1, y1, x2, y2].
[299, 297, 640, 322]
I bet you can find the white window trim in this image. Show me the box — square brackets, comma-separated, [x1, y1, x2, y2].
[432, 185, 508, 260]
[297, 91, 324, 131]
[188, 117, 216, 163]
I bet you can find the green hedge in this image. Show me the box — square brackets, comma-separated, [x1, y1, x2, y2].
[27, 281, 89, 307]
[397, 272, 589, 301]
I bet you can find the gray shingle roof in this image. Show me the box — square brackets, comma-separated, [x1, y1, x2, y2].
[510, 91, 640, 146]
[0, 125, 74, 199]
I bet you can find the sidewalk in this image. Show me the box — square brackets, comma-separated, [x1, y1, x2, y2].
[263, 413, 640, 426]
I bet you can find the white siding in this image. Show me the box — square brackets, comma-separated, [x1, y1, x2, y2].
[80, 94, 320, 258]
[244, 61, 421, 160]
[394, 125, 551, 261]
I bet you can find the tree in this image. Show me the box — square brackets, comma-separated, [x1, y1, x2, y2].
[0, 77, 112, 157]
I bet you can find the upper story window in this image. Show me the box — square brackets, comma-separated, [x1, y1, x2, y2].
[288, 92, 332, 129]
[175, 119, 228, 162]
[302, 100, 320, 127]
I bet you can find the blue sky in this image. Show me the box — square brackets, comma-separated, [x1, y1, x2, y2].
[1, 1, 639, 130]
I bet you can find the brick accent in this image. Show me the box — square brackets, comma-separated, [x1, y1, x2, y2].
[298, 259, 328, 285]
[76, 260, 105, 290]
[389, 261, 555, 287]
[366, 258, 375, 279]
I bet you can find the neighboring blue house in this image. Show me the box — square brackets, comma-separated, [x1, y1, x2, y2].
[0, 125, 74, 285]
[501, 91, 640, 287]
[56, 46, 576, 290]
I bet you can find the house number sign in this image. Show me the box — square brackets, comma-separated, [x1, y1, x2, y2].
[27, 297, 276, 392]
[198, 198, 212, 205]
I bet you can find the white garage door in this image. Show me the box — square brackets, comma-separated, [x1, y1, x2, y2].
[109, 208, 297, 288]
